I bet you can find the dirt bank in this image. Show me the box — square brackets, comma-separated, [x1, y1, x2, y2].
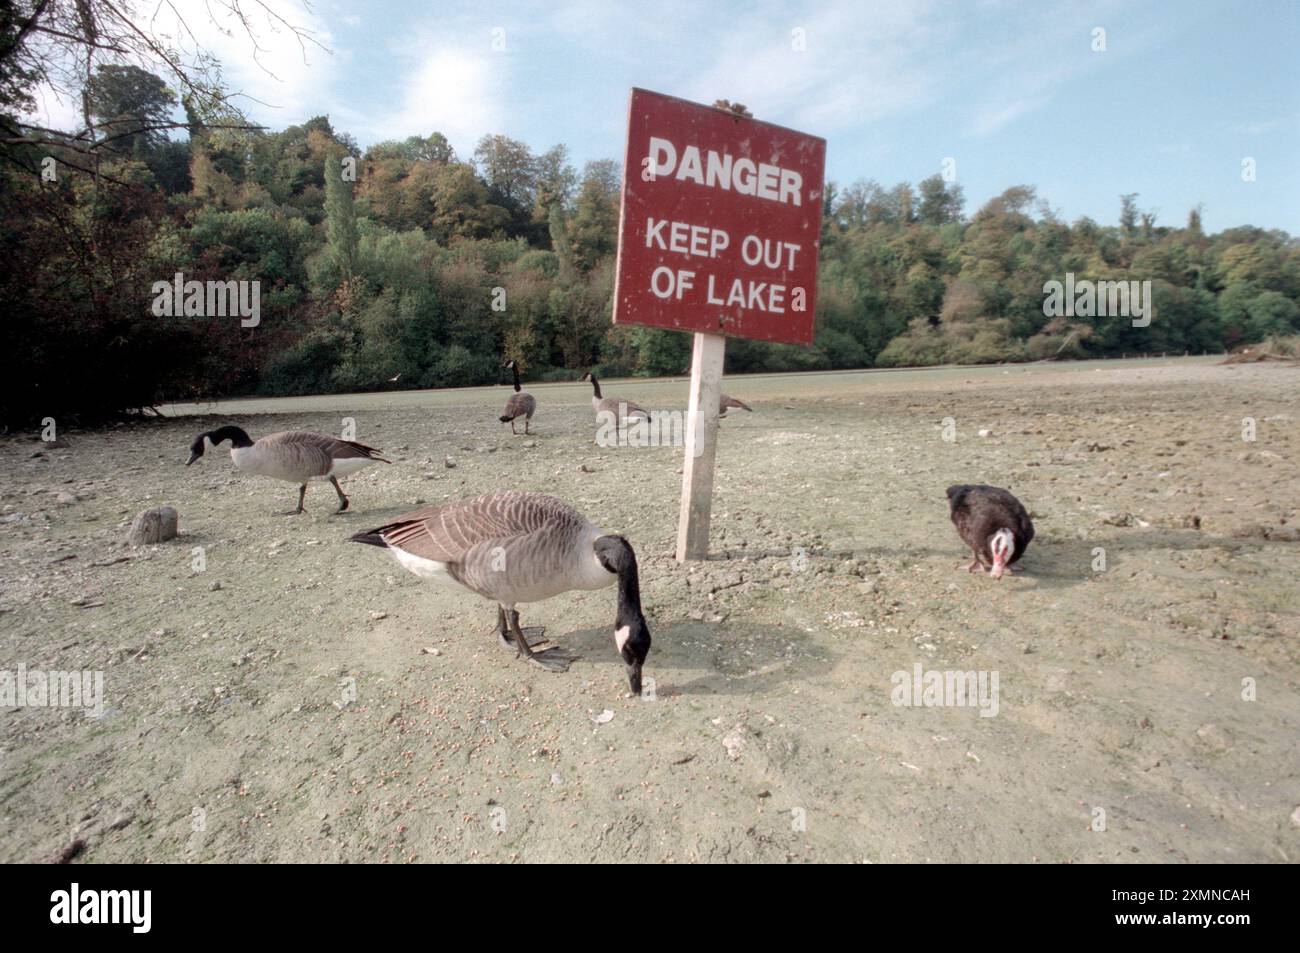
[2, 357, 1297, 862]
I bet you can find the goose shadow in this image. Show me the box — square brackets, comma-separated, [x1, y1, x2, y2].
[340, 503, 432, 526]
[700, 544, 955, 563]
[698, 531, 1266, 593]
[1090, 527, 1273, 556]
[557, 620, 836, 698]
[175, 529, 216, 545]
[997, 528, 1271, 590]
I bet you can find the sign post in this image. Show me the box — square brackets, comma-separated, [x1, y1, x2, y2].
[676, 331, 726, 559]
[611, 89, 826, 561]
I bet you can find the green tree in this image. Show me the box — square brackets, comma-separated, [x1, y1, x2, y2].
[568, 162, 620, 271]
[534, 144, 577, 214]
[1245, 290, 1300, 338]
[324, 154, 358, 279]
[473, 134, 536, 205]
[1119, 193, 1140, 238]
[85, 64, 177, 156]
[917, 175, 964, 226]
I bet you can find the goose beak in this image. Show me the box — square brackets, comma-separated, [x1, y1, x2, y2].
[185, 451, 199, 466]
[626, 660, 643, 696]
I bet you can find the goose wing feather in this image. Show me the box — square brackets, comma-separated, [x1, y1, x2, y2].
[364, 492, 592, 601]
[597, 396, 649, 418]
[262, 430, 389, 467]
[946, 484, 1034, 563]
[503, 392, 536, 418]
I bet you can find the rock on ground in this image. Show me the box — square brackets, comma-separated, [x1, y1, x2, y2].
[127, 506, 179, 546]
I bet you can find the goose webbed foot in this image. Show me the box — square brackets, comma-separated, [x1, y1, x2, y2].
[503, 609, 574, 672]
[526, 650, 573, 673]
[497, 626, 547, 651]
[497, 607, 548, 650]
[962, 559, 984, 573]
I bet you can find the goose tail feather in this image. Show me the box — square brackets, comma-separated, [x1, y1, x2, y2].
[341, 439, 392, 464]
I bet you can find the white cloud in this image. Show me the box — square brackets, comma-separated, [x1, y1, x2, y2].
[680, 3, 942, 132]
[26, 85, 83, 134]
[342, 46, 506, 155]
[957, 0, 1170, 138]
[967, 95, 1051, 137]
[153, 0, 335, 123]
[20, 0, 333, 135]
[1228, 116, 1296, 136]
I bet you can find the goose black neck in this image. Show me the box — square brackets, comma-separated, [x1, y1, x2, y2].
[614, 554, 643, 626]
[589, 375, 602, 399]
[209, 425, 253, 448]
[511, 363, 522, 392]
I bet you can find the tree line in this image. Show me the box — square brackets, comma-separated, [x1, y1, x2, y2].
[3, 59, 1298, 427]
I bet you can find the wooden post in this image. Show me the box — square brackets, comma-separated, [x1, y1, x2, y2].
[676, 332, 726, 561]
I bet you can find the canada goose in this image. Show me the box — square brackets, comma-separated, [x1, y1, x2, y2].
[499, 360, 536, 435]
[349, 491, 651, 692]
[946, 484, 1034, 579]
[187, 426, 390, 514]
[579, 372, 650, 431]
[718, 394, 752, 418]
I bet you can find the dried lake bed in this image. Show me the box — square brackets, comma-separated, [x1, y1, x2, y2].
[2, 357, 1297, 862]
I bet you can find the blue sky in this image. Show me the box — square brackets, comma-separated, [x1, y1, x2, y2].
[35, 0, 1300, 233]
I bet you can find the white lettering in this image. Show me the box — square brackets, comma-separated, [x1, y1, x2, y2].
[676, 145, 704, 184]
[645, 137, 803, 205]
[647, 137, 676, 178]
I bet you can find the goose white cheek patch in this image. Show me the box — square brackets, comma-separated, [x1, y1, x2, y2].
[615, 625, 631, 651]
